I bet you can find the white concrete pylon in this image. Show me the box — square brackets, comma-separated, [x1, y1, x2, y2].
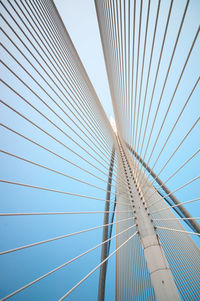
[117, 137, 181, 301]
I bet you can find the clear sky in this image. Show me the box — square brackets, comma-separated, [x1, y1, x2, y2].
[0, 0, 199, 300]
[54, 0, 114, 118]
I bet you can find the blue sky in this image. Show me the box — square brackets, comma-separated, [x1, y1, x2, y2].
[0, 0, 199, 300]
[54, 0, 114, 118]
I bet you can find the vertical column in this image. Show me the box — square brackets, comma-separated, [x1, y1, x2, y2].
[118, 137, 181, 301]
[98, 148, 115, 301]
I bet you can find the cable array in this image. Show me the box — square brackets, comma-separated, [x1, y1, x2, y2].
[1, 0, 199, 300]
[0, 0, 124, 299]
[95, 0, 199, 299]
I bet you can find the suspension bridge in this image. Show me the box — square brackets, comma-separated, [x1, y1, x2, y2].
[0, 0, 200, 300]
